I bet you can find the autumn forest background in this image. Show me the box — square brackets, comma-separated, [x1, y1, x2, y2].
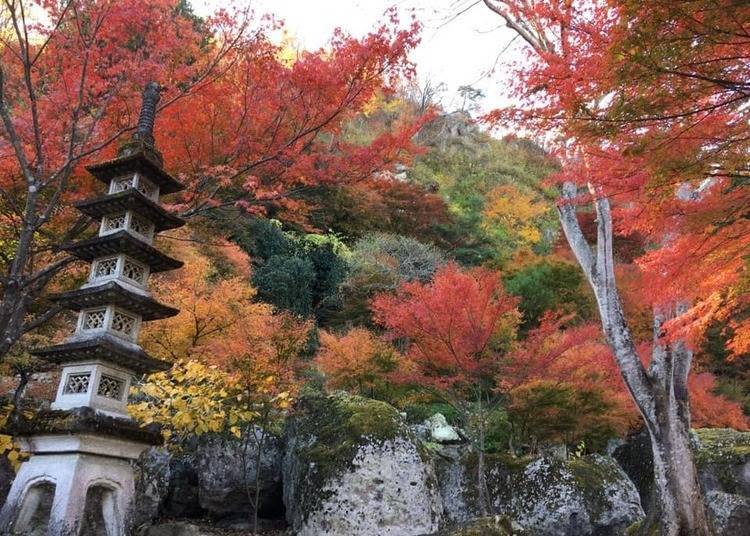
[0, 1, 749, 535]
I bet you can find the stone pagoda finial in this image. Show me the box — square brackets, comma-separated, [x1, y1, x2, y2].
[134, 81, 161, 147]
[120, 81, 164, 163]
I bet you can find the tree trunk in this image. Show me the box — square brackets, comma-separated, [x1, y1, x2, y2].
[641, 389, 711, 535]
[474, 394, 491, 516]
[557, 183, 712, 536]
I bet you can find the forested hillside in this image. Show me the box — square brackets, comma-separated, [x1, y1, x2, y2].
[0, 2, 749, 535]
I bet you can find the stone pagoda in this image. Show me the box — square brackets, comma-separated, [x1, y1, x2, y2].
[0, 82, 183, 536]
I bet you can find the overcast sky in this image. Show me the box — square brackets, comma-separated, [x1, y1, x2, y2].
[193, 0, 523, 114]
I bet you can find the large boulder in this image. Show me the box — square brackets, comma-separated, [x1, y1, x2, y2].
[134, 429, 283, 524]
[705, 490, 750, 536]
[134, 447, 173, 526]
[695, 429, 750, 535]
[282, 392, 442, 535]
[613, 428, 750, 533]
[695, 428, 750, 497]
[436, 448, 644, 536]
[194, 429, 283, 519]
[436, 516, 526, 536]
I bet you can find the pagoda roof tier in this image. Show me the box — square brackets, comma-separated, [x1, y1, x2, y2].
[2, 406, 162, 446]
[75, 189, 185, 232]
[86, 149, 184, 195]
[63, 230, 183, 272]
[51, 281, 178, 321]
[32, 335, 171, 375]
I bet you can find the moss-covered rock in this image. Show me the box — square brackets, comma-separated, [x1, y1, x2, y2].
[437, 447, 643, 536]
[282, 392, 442, 535]
[695, 428, 750, 496]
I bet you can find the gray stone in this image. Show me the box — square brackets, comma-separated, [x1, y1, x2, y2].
[695, 428, 750, 497]
[503, 455, 643, 536]
[0, 454, 13, 507]
[282, 392, 442, 535]
[133, 447, 172, 526]
[137, 521, 201, 536]
[436, 516, 527, 535]
[705, 490, 750, 536]
[425, 413, 461, 444]
[436, 449, 644, 536]
[194, 428, 283, 518]
[133, 429, 283, 523]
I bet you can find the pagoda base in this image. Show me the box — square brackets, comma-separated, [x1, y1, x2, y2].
[0, 434, 150, 536]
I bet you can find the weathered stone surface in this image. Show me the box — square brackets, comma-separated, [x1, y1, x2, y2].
[134, 429, 283, 523]
[282, 392, 442, 535]
[137, 521, 201, 536]
[436, 516, 526, 536]
[704, 490, 750, 536]
[134, 447, 172, 526]
[0, 454, 13, 507]
[695, 428, 750, 497]
[437, 448, 643, 536]
[194, 429, 283, 518]
[425, 413, 461, 444]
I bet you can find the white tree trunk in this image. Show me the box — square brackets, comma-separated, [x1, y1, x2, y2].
[557, 182, 712, 535]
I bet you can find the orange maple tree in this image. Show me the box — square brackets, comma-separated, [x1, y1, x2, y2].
[372, 263, 520, 514]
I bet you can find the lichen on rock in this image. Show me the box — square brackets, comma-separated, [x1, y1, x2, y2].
[282, 391, 442, 535]
[437, 447, 643, 536]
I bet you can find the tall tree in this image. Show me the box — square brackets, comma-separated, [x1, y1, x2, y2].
[482, 1, 750, 533]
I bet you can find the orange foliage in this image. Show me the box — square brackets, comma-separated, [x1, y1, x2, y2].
[372, 264, 520, 392]
[503, 314, 640, 435]
[689, 373, 749, 430]
[315, 328, 400, 393]
[142, 229, 311, 378]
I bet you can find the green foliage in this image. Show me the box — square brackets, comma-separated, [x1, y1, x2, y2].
[505, 260, 596, 329]
[410, 130, 558, 267]
[231, 217, 349, 322]
[253, 255, 316, 316]
[507, 381, 621, 453]
[484, 407, 513, 454]
[332, 233, 446, 328]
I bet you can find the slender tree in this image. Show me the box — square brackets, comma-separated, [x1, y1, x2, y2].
[481, 1, 750, 533]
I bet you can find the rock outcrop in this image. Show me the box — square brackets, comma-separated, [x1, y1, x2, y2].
[282, 392, 442, 536]
[613, 427, 750, 535]
[436, 447, 644, 536]
[0, 454, 13, 508]
[134, 429, 283, 525]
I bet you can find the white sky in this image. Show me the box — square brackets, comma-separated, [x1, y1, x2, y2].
[193, 0, 523, 114]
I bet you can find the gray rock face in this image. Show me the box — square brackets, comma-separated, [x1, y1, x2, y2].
[695, 429, 750, 497]
[134, 447, 172, 526]
[134, 429, 283, 523]
[0, 454, 13, 507]
[282, 392, 442, 536]
[137, 521, 201, 536]
[705, 490, 750, 536]
[436, 448, 643, 536]
[195, 430, 283, 518]
[502, 455, 643, 536]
